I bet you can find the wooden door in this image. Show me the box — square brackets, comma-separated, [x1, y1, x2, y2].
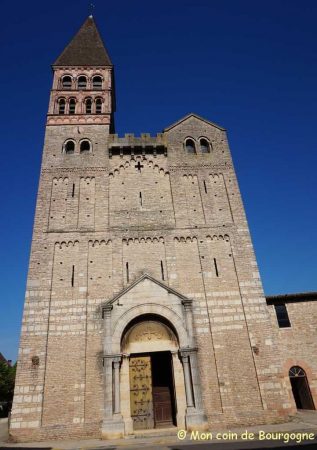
[129, 356, 154, 430]
[153, 386, 173, 428]
[298, 377, 315, 410]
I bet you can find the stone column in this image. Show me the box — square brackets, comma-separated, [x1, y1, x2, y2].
[171, 351, 186, 429]
[103, 304, 113, 354]
[121, 354, 134, 434]
[103, 355, 114, 420]
[180, 351, 194, 408]
[187, 349, 204, 411]
[101, 305, 125, 439]
[102, 305, 113, 421]
[182, 299, 194, 346]
[113, 355, 122, 414]
[180, 348, 208, 431]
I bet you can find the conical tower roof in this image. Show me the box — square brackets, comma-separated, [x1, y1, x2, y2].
[53, 16, 112, 66]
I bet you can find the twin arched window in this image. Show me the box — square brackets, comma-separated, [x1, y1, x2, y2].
[85, 97, 103, 114]
[184, 137, 212, 154]
[57, 97, 102, 115]
[58, 98, 76, 115]
[63, 139, 92, 154]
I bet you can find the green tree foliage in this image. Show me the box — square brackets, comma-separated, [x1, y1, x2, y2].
[0, 361, 16, 417]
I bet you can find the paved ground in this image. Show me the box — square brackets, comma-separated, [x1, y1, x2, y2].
[0, 419, 9, 445]
[0, 411, 316, 450]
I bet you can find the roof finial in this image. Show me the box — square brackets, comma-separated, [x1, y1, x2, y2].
[89, 3, 95, 18]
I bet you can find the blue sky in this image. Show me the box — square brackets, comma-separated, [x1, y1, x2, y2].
[0, 0, 316, 361]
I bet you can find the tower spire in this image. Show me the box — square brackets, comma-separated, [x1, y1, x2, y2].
[53, 16, 112, 66]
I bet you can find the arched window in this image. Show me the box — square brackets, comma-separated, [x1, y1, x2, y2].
[69, 98, 76, 115]
[289, 366, 315, 410]
[80, 140, 91, 153]
[58, 98, 66, 115]
[85, 98, 92, 114]
[95, 98, 102, 114]
[200, 138, 210, 153]
[185, 138, 196, 154]
[62, 76, 72, 89]
[64, 140, 75, 154]
[92, 75, 102, 89]
[77, 76, 87, 89]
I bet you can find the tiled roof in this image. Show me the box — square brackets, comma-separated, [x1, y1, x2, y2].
[53, 16, 112, 66]
[266, 291, 317, 303]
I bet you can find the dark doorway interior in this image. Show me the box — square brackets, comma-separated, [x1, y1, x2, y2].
[151, 351, 177, 428]
[289, 367, 315, 410]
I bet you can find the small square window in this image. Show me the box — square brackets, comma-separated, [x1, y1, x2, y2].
[274, 303, 291, 328]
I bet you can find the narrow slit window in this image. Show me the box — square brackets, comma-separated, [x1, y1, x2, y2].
[126, 262, 129, 283]
[139, 192, 142, 206]
[72, 183, 75, 197]
[161, 260, 165, 280]
[71, 265, 75, 287]
[95, 98, 102, 114]
[274, 303, 291, 328]
[203, 180, 207, 193]
[85, 98, 92, 114]
[58, 98, 66, 115]
[213, 258, 219, 277]
[69, 99, 76, 114]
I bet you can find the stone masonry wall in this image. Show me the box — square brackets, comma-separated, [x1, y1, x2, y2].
[267, 300, 317, 410]
[11, 114, 295, 441]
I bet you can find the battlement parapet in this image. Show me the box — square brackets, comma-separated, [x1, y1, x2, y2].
[108, 133, 167, 157]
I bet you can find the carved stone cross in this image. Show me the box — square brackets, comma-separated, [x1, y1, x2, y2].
[135, 161, 144, 172]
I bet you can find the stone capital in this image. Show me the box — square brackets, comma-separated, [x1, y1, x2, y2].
[113, 355, 122, 367]
[103, 353, 122, 364]
[102, 304, 113, 318]
[181, 298, 193, 310]
[179, 347, 198, 359]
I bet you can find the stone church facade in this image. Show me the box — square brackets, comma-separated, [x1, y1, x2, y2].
[10, 17, 316, 441]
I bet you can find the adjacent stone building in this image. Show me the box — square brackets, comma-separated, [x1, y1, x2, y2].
[10, 16, 316, 441]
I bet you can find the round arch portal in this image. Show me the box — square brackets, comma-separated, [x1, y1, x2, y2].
[119, 314, 186, 432]
[101, 295, 207, 438]
[112, 303, 190, 353]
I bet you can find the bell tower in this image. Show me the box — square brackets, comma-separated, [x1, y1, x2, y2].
[47, 15, 115, 131]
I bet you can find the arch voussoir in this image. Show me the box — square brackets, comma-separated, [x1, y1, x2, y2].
[111, 303, 189, 353]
